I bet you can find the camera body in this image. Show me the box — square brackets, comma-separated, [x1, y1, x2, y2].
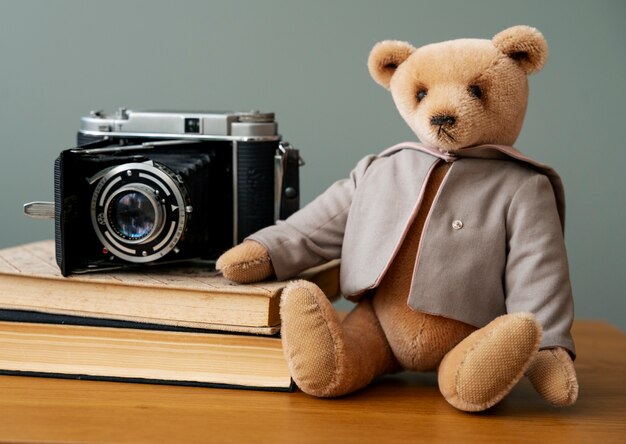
[45, 109, 300, 276]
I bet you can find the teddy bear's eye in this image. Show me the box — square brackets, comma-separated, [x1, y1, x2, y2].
[468, 85, 483, 99]
[416, 88, 428, 103]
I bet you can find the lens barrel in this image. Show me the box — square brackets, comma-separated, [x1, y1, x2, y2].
[90, 162, 188, 263]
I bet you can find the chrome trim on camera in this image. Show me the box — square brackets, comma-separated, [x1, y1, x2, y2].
[99, 176, 122, 207]
[23, 201, 55, 220]
[104, 231, 136, 255]
[79, 109, 280, 143]
[153, 221, 177, 252]
[274, 141, 302, 221]
[78, 129, 281, 143]
[274, 148, 286, 222]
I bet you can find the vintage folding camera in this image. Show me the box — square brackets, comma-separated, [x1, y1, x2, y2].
[25, 108, 301, 276]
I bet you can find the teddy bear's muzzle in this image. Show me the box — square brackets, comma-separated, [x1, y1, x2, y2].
[429, 113, 459, 146]
[430, 114, 457, 127]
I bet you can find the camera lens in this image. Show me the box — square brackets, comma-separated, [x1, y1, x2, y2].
[110, 191, 156, 240]
[105, 185, 164, 245]
[91, 162, 188, 263]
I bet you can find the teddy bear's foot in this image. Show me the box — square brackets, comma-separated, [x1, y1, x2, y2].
[438, 313, 542, 412]
[526, 347, 578, 406]
[280, 280, 397, 397]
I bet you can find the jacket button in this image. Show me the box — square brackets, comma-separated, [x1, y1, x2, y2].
[452, 220, 463, 230]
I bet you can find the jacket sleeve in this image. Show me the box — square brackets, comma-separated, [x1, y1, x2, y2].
[504, 173, 576, 357]
[247, 155, 377, 280]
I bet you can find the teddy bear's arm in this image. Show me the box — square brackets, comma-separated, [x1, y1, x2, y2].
[504, 173, 575, 355]
[216, 240, 274, 283]
[245, 154, 377, 281]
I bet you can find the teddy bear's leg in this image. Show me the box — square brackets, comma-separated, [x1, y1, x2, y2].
[437, 313, 542, 412]
[280, 280, 398, 397]
[372, 288, 478, 371]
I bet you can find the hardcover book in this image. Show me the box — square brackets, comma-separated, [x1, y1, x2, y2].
[0, 240, 339, 335]
[0, 320, 294, 391]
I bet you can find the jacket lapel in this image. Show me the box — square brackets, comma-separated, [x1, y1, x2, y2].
[381, 142, 566, 231]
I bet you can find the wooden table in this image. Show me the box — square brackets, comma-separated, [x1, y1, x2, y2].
[0, 321, 624, 443]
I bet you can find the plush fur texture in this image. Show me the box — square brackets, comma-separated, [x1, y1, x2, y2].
[216, 241, 273, 283]
[368, 26, 548, 152]
[280, 281, 398, 397]
[526, 347, 579, 406]
[438, 313, 542, 411]
[216, 26, 578, 412]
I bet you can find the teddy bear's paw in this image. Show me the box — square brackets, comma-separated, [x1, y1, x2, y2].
[438, 313, 542, 412]
[526, 347, 578, 406]
[215, 241, 274, 283]
[280, 280, 351, 397]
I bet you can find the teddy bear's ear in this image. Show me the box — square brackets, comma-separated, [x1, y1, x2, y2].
[368, 40, 416, 89]
[492, 25, 548, 75]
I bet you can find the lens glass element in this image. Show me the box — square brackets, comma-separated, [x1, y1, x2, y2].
[110, 191, 156, 240]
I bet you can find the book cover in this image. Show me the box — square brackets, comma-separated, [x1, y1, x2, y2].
[0, 240, 339, 334]
[0, 320, 294, 391]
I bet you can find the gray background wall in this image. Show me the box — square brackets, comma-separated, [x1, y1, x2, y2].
[0, 0, 624, 328]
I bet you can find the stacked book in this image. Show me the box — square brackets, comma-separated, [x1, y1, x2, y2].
[0, 241, 339, 392]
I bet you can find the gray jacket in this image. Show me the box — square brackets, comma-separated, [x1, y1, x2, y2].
[249, 142, 575, 355]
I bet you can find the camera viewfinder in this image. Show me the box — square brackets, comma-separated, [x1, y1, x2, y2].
[184, 118, 201, 134]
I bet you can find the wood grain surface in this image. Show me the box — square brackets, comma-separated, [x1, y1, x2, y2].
[0, 320, 624, 443]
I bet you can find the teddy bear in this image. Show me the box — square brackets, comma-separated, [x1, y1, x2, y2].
[216, 25, 578, 412]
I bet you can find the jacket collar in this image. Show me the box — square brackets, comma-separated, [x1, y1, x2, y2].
[380, 142, 567, 231]
[382, 141, 547, 166]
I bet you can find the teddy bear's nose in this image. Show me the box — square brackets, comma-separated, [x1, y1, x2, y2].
[430, 115, 457, 126]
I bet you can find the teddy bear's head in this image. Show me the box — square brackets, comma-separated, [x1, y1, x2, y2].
[368, 26, 548, 152]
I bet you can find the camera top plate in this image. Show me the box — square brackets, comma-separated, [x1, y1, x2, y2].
[80, 109, 280, 142]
